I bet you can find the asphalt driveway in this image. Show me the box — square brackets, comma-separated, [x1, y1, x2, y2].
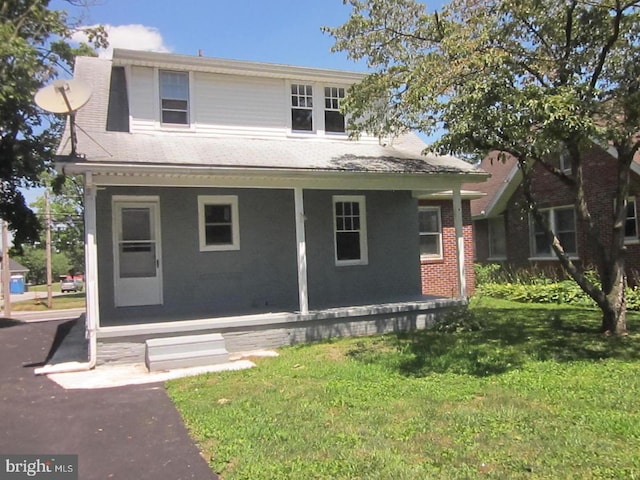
[0, 318, 217, 480]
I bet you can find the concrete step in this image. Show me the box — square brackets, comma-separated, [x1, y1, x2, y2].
[145, 333, 229, 372]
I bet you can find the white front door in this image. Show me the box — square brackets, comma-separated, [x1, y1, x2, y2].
[113, 197, 163, 307]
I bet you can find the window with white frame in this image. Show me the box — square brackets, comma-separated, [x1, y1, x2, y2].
[559, 150, 572, 174]
[159, 70, 189, 125]
[488, 216, 506, 259]
[418, 207, 442, 259]
[530, 206, 577, 257]
[197, 196, 240, 251]
[324, 86, 345, 133]
[625, 197, 638, 240]
[333, 196, 368, 265]
[291, 84, 313, 131]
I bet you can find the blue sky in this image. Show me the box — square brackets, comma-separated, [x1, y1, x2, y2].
[52, 0, 373, 70]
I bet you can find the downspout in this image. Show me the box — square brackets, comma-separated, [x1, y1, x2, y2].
[35, 173, 98, 374]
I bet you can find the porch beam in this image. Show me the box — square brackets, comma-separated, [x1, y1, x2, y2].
[294, 187, 309, 314]
[452, 187, 467, 298]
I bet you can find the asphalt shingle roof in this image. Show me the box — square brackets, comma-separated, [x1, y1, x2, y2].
[57, 56, 486, 179]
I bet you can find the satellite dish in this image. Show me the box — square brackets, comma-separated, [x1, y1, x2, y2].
[35, 79, 92, 114]
[35, 79, 92, 156]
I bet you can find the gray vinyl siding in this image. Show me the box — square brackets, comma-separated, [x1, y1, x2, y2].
[97, 187, 421, 326]
[304, 190, 421, 309]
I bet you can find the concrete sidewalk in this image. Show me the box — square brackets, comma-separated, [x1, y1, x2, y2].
[0, 318, 217, 479]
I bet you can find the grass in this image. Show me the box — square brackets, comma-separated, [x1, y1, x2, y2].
[167, 297, 640, 480]
[10, 284, 85, 311]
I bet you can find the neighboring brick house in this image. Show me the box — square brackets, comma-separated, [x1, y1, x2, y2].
[469, 145, 640, 280]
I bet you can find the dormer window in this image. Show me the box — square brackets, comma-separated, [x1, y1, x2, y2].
[324, 87, 345, 133]
[291, 84, 313, 131]
[159, 70, 189, 125]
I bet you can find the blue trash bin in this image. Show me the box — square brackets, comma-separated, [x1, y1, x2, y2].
[10, 275, 25, 294]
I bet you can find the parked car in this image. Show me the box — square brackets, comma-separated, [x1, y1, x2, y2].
[61, 278, 83, 293]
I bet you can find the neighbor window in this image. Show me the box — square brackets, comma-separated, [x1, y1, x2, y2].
[324, 86, 345, 133]
[419, 207, 443, 259]
[198, 196, 240, 251]
[291, 84, 313, 131]
[530, 206, 577, 257]
[159, 70, 189, 125]
[625, 197, 638, 241]
[333, 196, 368, 266]
[488, 216, 506, 259]
[559, 150, 572, 174]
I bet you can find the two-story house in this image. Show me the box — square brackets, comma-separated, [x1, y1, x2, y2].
[54, 49, 487, 370]
[471, 147, 640, 279]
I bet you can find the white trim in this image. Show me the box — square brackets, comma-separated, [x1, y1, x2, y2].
[197, 195, 240, 251]
[418, 206, 443, 260]
[453, 188, 467, 298]
[483, 163, 522, 219]
[83, 173, 99, 367]
[59, 162, 483, 192]
[623, 196, 638, 243]
[112, 48, 367, 83]
[112, 196, 163, 307]
[333, 195, 368, 266]
[529, 205, 577, 258]
[294, 188, 309, 314]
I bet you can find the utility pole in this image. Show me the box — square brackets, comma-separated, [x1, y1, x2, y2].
[2, 221, 10, 318]
[45, 191, 53, 309]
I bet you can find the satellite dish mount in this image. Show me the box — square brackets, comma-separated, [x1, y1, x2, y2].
[35, 79, 92, 157]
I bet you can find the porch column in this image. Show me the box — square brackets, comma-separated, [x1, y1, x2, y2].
[294, 187, 309, 314]
[84, 173, 100, 340]
[452, 187, 467, 298]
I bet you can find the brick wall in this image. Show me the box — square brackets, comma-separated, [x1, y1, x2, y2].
[486, 145, 640, 282]
[419, 199, 475, 298]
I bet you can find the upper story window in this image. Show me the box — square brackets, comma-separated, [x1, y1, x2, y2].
[333, 195, 368, 266]
[488, 216, 506, 259]
[324, 87, 345, 133]
[159, 70, 189, 125]
[559, 150, 572, 174]
[530, 206, 577, 257]
[291, 84, 313, 132]
[197, 195, 240, 251]
[419, 207, 443, 260]
[625, 197, 638, 241]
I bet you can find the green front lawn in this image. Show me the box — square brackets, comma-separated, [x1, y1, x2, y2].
[168, 298, 640, 479]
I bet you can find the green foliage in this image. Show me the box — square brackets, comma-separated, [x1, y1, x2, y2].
[13, 245, 71, 284]
[168, 299, 640, 479]
[434, 305, 485, 333]
[29, 174, 84, 273]
[327, 0, 640, 331]
[0, 0, 105, 245]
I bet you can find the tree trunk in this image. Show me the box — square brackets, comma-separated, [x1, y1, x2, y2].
[601, 270, 627, 335]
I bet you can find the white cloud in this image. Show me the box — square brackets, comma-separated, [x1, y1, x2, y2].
[72, 24, 171, 58]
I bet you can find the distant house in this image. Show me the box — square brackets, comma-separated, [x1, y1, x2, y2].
[0, 256, 29, 278]
[470, 146, 640, 278]
[55, 49, 487, 367]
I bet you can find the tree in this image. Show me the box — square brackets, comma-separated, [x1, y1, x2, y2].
[30, 175, 84, 274]
[0, 0, 105, 246]
[13, 244, 70, 285]
[326, 0, 640, 334]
